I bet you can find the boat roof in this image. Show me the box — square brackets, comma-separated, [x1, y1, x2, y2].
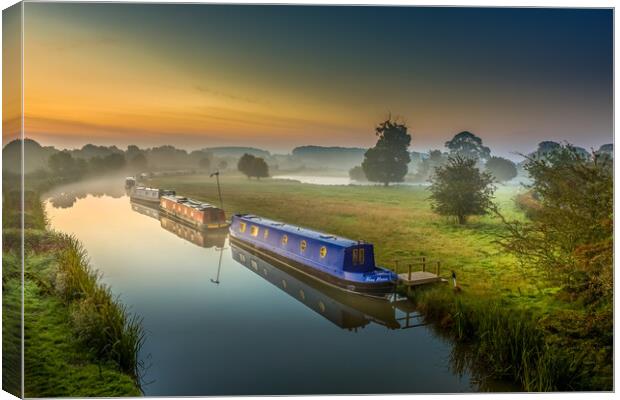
[236, 214, 368, 248]
[161, 195, 219, 210]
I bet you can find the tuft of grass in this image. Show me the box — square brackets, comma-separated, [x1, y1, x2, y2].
[54, 234, 145, 381]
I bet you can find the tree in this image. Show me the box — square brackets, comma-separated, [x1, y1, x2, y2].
[596, 143, 613, 164]
[411, 149, 448, 182]
[495, 145, 612, 300]
[103, 153, 126, 170]
[238, 153, 254, 178]
[445, 131, 491, 161]
[361, 118, 411, 186]
[429, 155, 495, 224]
[485, 156, 518, 183]
[238, 153, 269, 179]
[49, 151, 82, 178]
[348, 165, 367, 181]
[530, 141, 560, 160]
[253, 157, 269, 179]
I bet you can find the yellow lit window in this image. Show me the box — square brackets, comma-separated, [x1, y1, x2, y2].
[281, 235, 288, 245]
[264, 229, 269, 239]
[319, 246, 327, 258]
[250, 225, 259, 237]
[300, 240, 307, 252]
[239, 222, 247, 233]
[359, 248, 365, 264]
[352, 249, 358, 264]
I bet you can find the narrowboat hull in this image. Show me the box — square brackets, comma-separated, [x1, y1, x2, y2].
[159, 207, 229, 231]
[230, 236, 396, 298]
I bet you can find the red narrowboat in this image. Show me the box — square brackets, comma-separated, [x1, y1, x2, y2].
[160, 195, 228, 230]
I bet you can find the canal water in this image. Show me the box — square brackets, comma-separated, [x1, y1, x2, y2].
[43, 177, 476, 395]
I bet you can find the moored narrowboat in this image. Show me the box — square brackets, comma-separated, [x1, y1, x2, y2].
[229, 214, 398, 297]
[160, 195, 228, 230]
[130, 186, 175, 205]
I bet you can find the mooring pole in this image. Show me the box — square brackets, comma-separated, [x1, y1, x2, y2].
[210, 170, 224, 210]
[211, 246, 224, 285]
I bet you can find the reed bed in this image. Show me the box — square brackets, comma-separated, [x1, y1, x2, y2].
[407, 285, 594, 391]
[54, 234, 145, 383]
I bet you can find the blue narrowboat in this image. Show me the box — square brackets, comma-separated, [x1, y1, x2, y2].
[229, 214, 398, 297]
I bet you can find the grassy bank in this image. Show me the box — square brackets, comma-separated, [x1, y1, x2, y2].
[2, 187, 143, 397]
[149, 173, 612, 391]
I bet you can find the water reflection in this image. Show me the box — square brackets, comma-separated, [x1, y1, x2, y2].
[232, 244, 407, 330]
[130, 201, 227, 249]
[46, 176, 127, 208]
[43, 177, 480, 395]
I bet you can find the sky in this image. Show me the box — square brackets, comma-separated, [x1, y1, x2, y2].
[4, 3, 614, 157]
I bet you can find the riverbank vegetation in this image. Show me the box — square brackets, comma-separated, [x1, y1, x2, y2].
[149, 152, 612, 391]
[2, 185, 144, 397]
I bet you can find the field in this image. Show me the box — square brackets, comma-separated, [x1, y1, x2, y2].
[151, 174, 540, 301]
[149, 173, 612, 390]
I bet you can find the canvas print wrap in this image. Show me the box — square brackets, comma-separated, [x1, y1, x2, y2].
[1, 2, 614, 397]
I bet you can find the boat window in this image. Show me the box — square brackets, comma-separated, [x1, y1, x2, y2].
[239, 222, 247, 233]
[263, 229, 269, 239]
[352, 249, 358, 264]
[359, 248, 365, 264]
[281, 234, 288, 245]
[300, 240, 307, 252]
[319, 246, 327, 258]
[250, 225, 259, 237]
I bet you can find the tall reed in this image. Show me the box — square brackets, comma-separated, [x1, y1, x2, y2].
[407, 285, 593, 391]
[54, 234, 145, 383]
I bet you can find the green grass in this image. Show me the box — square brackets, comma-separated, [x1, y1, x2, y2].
[149, 173, 612, 391]
[2, 189, 143, 397]
[23, 253, 141, 397]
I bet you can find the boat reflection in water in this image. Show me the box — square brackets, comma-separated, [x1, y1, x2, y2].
[130, 199, 421, 332]
[131, 201, 160, 220]
[130, 201, 226, 249]
[231, 243, 422, 331]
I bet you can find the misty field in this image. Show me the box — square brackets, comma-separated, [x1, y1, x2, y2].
[150, 174, 545, 306]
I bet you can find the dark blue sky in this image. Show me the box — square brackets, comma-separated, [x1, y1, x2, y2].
[23, 4, 613, 155]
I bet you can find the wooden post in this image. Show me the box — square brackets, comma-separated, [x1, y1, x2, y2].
[436, 261, 441, 276]
[408, 264, 412, 281]
[422, 257, 426, 272]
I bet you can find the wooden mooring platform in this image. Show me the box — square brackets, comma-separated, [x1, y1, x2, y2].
[394, 257, 444, 287]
